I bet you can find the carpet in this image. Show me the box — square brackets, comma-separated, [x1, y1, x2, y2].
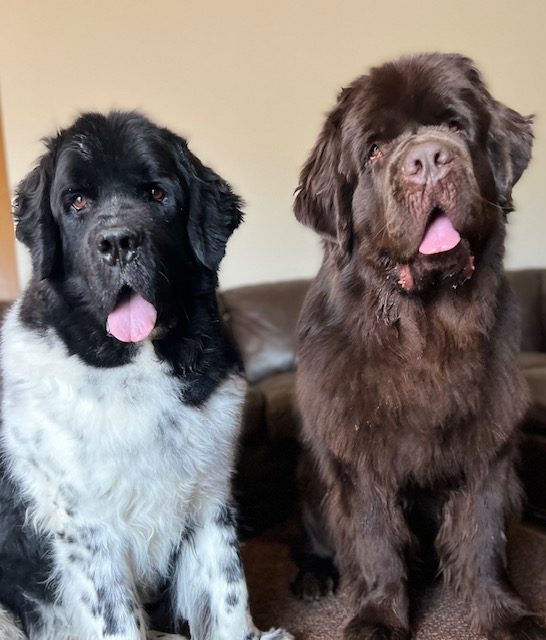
[242, 521, 546, 640]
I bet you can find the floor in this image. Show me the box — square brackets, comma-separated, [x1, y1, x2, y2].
[242, 521, 546, 640]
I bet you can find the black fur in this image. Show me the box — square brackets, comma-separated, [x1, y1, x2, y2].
[0, 469, 57, 632]
[215, 503, 238, 529]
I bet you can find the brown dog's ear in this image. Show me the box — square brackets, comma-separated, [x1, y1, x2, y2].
[459, 55, 534, 213]
[14, 138, 61, 280]
[294, 88, 354, 251]
[486, 102, 533, 212]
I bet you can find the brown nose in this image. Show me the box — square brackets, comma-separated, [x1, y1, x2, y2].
[401, 141, 453, 185]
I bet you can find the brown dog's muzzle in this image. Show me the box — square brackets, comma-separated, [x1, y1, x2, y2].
[380, 130, 479, 292]
[383, 130, 479, 256]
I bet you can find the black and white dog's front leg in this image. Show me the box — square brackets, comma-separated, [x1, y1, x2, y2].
[52, 526, 147, 640]
[172, 504, 292, 640]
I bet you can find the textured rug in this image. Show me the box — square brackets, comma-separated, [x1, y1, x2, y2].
[242, 521, 546, 640]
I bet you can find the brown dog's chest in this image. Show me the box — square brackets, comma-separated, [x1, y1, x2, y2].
[298, 303, 510, 483]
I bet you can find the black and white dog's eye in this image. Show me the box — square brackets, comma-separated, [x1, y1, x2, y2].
[149, 187, 167, 203]
[71, 194, 87, 212]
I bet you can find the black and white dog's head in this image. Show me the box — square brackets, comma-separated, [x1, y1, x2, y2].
[14, 111, 242, 355]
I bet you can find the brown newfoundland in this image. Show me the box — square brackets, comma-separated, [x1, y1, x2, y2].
[292, 53, 544, 639]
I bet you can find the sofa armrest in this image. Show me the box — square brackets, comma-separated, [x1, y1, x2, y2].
[507, 270, 546, 353]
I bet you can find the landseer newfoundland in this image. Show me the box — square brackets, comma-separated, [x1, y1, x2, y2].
[0, 112, 292, 640]
[293, 54, 545, 639]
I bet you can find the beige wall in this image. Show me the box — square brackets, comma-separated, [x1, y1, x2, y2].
[1, 0, 544, 290]
[0, 106, 19, 300]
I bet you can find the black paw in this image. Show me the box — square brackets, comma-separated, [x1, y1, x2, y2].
[291, 555, 339, 601]
[343, 618, 409, 640]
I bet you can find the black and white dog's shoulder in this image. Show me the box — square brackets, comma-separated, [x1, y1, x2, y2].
[0, 112, 291, 640]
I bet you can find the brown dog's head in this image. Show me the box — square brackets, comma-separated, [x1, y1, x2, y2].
[294, 53, 533, 293]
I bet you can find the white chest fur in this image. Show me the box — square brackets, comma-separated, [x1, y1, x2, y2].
[0, 303, 246, 582]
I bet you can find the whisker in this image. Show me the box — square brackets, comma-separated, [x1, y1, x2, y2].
[479, 195, 503, 212]
[158, 270, 171, 286]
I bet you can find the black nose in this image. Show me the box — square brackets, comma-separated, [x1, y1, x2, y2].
[401, 140, 454, 185]
[96, 227, 143, 266]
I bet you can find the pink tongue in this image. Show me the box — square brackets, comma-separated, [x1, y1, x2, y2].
[107, 293, 157, 343]
[419, 214, 461, 255]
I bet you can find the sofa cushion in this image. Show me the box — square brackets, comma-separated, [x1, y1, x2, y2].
[219, 280, 310, 384]
[520, 353, 546, 434]
[524, 367, 546, 433]
[519, 352, 546, 371]
[0, 301, 11, 320]
[520, 433, 546, 524]
[255, 371, 300, 440]
[241, 385, 266, 440]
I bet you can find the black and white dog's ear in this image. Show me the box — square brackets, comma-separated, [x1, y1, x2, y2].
[187, 151, 244, 271]
[14, 138, 61, 280]
[170, 135, 243, 271]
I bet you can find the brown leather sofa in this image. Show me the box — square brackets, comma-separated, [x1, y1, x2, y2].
[1, 270, 545, 531]
[218, 270, 546, 531]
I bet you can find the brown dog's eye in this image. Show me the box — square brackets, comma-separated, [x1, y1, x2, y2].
[150, 187, 166, 203]
[449, 120, 463, 133]
[71, 195, 87, 212]
[368, 143, 382, 161]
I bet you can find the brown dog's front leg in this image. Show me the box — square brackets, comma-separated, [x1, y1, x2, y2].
[436, 456, 546, 639]
[327, 474, 412, 640]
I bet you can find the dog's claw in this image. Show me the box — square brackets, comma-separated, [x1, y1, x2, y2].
[292, 569, 336, 601]
[146, 629, 293, 640]
[259, 629, 295, 640]
[291, 556, 339, 602]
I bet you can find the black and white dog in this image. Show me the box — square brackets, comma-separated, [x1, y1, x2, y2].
[0, 112, 291, 640]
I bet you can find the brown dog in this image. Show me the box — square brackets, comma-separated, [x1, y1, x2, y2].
[292, 53, 544, 639]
